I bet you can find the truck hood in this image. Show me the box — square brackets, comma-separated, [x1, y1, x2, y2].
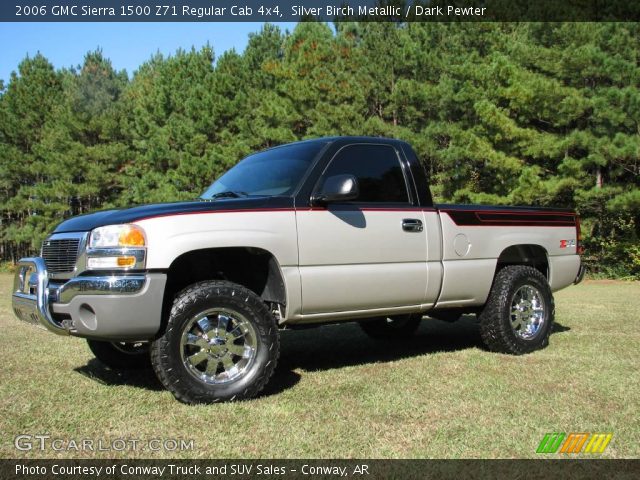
[53, 197, 292, 233]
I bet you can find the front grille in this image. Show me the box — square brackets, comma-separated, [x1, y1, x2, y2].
[42, 238, 81, 274]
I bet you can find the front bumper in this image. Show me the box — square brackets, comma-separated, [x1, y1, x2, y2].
[12, 257, 166, 341]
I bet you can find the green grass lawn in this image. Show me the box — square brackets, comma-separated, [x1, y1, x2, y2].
[0, 274, 638, 459]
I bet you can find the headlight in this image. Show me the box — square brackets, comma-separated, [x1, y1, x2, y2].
[87, 224, 146, 270]
[89, 224, 146, 248]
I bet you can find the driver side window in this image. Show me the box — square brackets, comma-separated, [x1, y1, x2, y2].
[323, 144, 410, 203]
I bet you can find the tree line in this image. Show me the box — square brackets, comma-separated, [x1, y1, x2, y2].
[0, 22, 638, 277]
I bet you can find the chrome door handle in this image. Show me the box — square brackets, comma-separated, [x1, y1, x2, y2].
[402, 218, 423, 232]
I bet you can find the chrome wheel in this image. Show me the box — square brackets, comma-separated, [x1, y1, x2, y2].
[180, 308, 258, 385]
[510, 285, 546, 340]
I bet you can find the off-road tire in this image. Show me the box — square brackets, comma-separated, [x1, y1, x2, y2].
[151, 280, 279, 404]
[359, 315, 421, 340]
[478, 265, 554, 355]
[87, 339, 151, 370]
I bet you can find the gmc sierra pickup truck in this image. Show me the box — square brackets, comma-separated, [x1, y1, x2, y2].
[12, 137, 584, 403]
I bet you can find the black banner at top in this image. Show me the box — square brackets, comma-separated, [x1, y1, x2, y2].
[3, 0, 640, 22]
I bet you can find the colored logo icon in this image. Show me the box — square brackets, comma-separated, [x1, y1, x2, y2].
[536, 433, 613, 454]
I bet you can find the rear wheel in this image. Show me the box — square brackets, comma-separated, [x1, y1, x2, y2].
[87, 339, 151, 369]
[478, 265, 554, 355]
[359, 315, 421, 340]
[151, 280, 279, 404]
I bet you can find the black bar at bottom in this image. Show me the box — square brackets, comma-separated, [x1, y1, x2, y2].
[3, 459, 639, 480]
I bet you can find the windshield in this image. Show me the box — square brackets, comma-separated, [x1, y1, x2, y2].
[201, 141, 327, 199]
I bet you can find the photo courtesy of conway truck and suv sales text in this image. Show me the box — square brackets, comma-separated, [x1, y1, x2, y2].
[12, 137, 584, 403]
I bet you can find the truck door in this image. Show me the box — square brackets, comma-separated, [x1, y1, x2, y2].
[296, 143, 429, 314]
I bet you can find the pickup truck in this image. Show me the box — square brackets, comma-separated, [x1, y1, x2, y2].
[12, 137, 584, 403]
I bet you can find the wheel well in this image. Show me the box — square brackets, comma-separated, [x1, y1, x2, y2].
[160, 248, 286, 331]
[496, 244, 549, 279]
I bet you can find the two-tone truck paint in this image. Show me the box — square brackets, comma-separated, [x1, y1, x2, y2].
[12, 137, 584, 403]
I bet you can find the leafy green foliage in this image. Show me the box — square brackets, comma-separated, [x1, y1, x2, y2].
[0, 23, 638, 277]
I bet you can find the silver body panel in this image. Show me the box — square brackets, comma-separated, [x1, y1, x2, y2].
[435, 212, 580, 308]
[135, 207, 581, 324]
[296, 208, 431, 314]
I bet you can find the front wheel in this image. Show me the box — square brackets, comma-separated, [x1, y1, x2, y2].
[359, 315, 421, 340]
[478, 265, 554, 355]
[151, 280, 279, 404]
[87, 340, 151, 369]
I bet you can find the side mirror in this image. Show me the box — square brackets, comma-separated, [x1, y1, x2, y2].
[312, 175, 359, 205]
